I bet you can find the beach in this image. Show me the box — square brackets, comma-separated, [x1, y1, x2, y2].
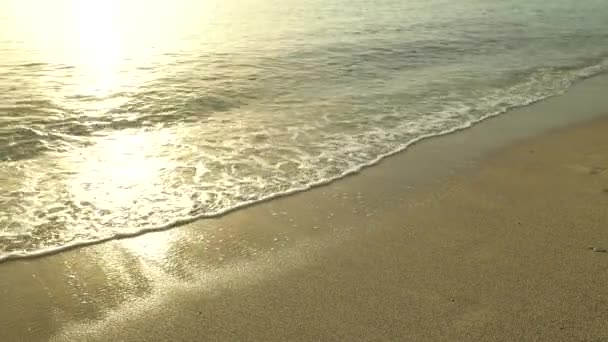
[1, 74, 607, 341]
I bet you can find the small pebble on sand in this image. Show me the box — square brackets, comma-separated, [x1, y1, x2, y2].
[589, 247, 607, 253]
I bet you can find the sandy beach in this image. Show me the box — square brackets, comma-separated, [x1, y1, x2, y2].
[2, 74, 608, 341]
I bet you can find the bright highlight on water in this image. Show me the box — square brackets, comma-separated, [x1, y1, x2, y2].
[1, 0, 607, 260]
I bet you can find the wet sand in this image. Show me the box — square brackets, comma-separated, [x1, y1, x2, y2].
[1, 75, 608, 341]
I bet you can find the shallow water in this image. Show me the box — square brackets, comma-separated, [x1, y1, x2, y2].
[1, 0, 608, 259]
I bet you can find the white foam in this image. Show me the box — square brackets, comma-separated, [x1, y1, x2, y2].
[1, 59, 607, 263]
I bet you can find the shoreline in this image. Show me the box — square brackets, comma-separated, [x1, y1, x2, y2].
[2, 72, 608, 264]
[1, 74, 608, 341]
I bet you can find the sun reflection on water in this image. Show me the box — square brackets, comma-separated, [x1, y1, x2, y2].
[65, 128, 175, 214]
[0, 0, 225, 257]
[69, 0, 124, 97]
[120, 228, 180, 262]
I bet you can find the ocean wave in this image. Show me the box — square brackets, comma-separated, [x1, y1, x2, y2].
[1, 57, 607, 263]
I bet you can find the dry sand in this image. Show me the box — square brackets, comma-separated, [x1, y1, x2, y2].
[1, 75, 608, 341]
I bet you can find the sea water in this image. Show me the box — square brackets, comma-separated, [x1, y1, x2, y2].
[1, 0, 607, 259]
